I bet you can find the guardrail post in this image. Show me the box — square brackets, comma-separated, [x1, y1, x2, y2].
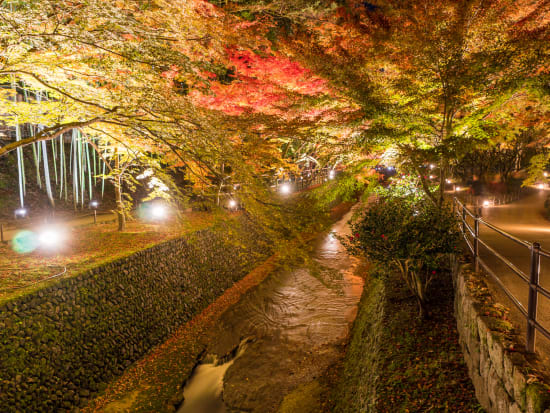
[526, 242, 541, 353]
[474, 208, 480, 272]
[0, 223, 4, 244]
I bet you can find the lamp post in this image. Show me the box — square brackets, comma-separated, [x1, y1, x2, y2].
[14, 208, 28, 219]
[90, 200, 99, 224]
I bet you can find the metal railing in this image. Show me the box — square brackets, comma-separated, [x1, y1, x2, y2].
[454, 197, 550, 353]
[273, 168, 332, 192]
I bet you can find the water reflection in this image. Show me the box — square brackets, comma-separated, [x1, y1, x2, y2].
[178, 207, 364, 412]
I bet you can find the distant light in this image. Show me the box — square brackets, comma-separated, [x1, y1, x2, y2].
[14, 208, 28, 218]
[329, 170, 335, 180]
[280, 183, 291, 194]
[38, 226, 66, 250]
[446, 179, 451, 184]
[456, 186, 461, 191]
[483, 200, 490, 207]
[429, 175, 435, 179]
[90, 200, 99, 209]
[538, 183, 545, 190]
[228, 199, 237, 209]
[429, 164, 435, 170]
[151, 204, 167, 219]
[544, 172, 548, 177]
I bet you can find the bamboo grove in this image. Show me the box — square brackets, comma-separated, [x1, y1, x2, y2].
[1, 0, 549, 219]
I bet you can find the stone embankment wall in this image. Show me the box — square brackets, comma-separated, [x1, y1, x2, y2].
[455, 266, 550, 413]
[0, 220, 272, 412]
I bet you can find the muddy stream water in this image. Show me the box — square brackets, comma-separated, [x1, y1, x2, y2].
[178, 209, 365, 413]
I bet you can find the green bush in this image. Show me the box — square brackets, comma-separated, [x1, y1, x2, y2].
[346, 195, 459, 317]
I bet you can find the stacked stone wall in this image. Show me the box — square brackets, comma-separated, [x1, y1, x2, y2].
[0, 220, 272, 412]
[455, 267, 550, 413]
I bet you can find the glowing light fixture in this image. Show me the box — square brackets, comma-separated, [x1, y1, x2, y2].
[446, 179, 452, 184]
[151, 204, 167, 219]
[228, 199, 237, 209]
[14, 208, 28, 218]
[429, 164, 435, 169]
[545, 172, 548, 177]
[38, 226, 66, 251]
[329, 170, 335, 180]
[456, 186, 461, 191]
[280, 183, 291, 194]
[538, 183, 545, 190]
[483, 200, 490, 207]
[90, 200, 99, 209]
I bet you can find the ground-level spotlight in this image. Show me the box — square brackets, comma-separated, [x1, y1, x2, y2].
[151, 204, 167, 220]
[280, 183, 292, 195]
[14, 208, 28, 219]
[483, 200, 490, 207]
[38, 226, 67, 251]
[537, 183, 545, 190]
[228, 199, 237, 209]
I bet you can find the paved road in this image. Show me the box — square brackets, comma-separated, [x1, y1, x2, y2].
[1, 212, 117, 242]
[469, 190, 550, 361]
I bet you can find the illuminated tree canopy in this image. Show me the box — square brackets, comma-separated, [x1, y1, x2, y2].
[0, 0, 549, 210]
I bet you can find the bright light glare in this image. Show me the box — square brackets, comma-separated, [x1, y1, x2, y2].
[429, 164, 435, 169]
[456, 186, 461, 191]
[90, 200, 99, 209]
[38, 227, 66, 250]
[446, 179, 451, 184]
[429, 175, 435, 179]
[280, 183, 291, 194]
[483, 200, 490, 207]
[538, 184, 545, 190]
[15, 208, 27, 218]
[545, 172, 548, 177]
[12, 230, 38, 253]
[151, 204, 167, 219]
[229, 199, 237, 209]
[329, 170, 335, 180]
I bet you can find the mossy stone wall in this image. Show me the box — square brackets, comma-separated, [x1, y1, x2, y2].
[0, 221, 271, 412]
[455, 266, 550, 413]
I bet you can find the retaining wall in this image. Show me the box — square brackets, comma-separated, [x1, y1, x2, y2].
[455, 266, 550, 413]
[0, 219, 272, 412]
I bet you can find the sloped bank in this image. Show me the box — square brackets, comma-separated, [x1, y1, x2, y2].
[0, 218, 272, 413]
[332, 269, 481, 412]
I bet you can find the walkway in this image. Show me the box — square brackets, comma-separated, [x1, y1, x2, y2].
[472, 190, 550, 365]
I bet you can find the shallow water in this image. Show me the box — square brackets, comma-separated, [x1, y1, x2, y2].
[178, 208, 364, 412]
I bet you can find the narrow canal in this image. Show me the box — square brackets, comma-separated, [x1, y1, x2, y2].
[179, 208, 365, 413]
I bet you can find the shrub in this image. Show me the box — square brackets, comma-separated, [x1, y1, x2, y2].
[346, 195, 459, 317]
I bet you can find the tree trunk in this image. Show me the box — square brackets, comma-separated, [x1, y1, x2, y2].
[114, 150, 125, 232]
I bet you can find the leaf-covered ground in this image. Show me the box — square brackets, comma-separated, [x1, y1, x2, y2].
[0, 211, 213, 304]
[376, 273, 484, 413]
